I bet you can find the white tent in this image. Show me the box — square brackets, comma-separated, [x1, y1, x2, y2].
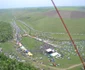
[38, 38, 42, 41]
[36, 38, 42, 41]
[46, 48, 54, 52]
[20, 46, 27, 51]
[50, 52, 61, 58]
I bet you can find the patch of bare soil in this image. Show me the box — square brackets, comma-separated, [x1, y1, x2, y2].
[43, 10, 85, 19]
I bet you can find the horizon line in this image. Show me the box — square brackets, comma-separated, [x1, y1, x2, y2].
[0, 6, 85, 10]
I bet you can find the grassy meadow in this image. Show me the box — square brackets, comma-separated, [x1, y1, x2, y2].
[0, 7, 85, 70]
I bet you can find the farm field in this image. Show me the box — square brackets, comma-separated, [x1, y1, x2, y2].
[0, 7, 85, 70]
[13, 7, 85, 40]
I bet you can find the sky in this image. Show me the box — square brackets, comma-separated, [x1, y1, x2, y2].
[0, 0, 85, 9]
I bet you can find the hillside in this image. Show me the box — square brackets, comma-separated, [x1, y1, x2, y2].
[15, 8, 85, 40]
[0, 7, 85, 70]
[0, 21, 13, 42]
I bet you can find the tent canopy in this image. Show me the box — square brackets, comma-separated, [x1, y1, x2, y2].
[46, 48, 54, 52]
[50, 52, 61, 57]
[28, 52, 33, 56]
[20, 46, 27, 51]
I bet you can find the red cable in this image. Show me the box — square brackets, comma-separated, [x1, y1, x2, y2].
[51, 0, 85, 69]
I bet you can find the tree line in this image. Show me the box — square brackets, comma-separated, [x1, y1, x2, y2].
[0, 53, 38, 70]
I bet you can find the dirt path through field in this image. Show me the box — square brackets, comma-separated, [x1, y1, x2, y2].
[66, 63, 82, 70]
[34, 62, 82, 70]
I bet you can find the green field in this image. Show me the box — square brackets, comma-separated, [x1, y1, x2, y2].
[0, 7, 85, 70]
[13, 7, 85, 40]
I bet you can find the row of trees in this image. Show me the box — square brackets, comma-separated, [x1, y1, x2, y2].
[0, 53, 38, 70]
[0, 21, 13, 42]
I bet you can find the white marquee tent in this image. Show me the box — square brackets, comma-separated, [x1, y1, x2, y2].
[50, 52, 61, 58]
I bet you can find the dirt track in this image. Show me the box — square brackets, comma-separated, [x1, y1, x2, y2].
[43, 10, 85, 19]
